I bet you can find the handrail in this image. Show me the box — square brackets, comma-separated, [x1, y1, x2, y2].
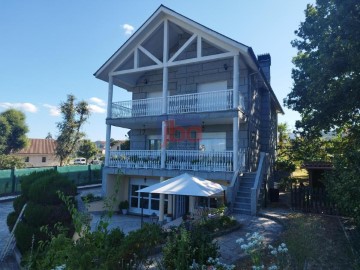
[0, 203, 27, 261]
[227, 148, 248, 211]
[251, 152, 268, 215]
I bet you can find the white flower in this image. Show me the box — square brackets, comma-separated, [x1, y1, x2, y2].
[236, 238, 244, 244]
[268, 265, 278, 270]
[270, 249, 278, 255]
[268, 244, 274, 249]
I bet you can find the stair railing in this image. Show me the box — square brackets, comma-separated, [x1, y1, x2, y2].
[227, 148, 248, 212]
[0, 203, 27, 262]
[251, 152, 268, 215]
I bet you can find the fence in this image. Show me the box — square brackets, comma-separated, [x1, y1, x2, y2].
[0, 165, 102, 197]
[290, 185, 338, 215]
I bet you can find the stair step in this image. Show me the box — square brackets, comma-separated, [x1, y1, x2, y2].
[239, 182, 253, 188]
[233, 202, 251, 209]
[233, 208, 251, 215]
[235, 197, 251, 203]
[237, 191, 250, 197]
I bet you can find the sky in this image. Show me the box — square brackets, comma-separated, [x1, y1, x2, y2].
[0, 0, 315, 141]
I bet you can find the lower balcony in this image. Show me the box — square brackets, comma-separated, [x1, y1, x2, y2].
[108, 150, 234, 172]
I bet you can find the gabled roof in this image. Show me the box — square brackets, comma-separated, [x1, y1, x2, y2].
[17, 139, 56, 155]
[94, 5, 283, 114]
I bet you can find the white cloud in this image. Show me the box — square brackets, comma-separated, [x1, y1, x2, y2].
[122, 23, 135, 35]
[88, 104, 106, 114]
[43, 104, 60, 116]
[0, 102, 38, 113]
[89, 97, 106, 107]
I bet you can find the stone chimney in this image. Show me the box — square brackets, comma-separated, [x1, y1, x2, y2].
[257, 53, 271, 83]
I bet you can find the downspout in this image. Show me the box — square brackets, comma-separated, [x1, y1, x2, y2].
[248, 71, 258, 171]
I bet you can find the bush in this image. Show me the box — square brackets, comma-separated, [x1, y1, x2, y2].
[8, 170, 77, 254]
[13, 195, 27, 214]
[162, 225, 219, 269]
[6, 211, 18, 232]
[28, 173, 76, 205]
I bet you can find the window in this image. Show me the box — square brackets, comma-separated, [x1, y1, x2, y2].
[42, 157, 46, 163]
[199, 132, 226, 151]
[25, 157, 29, 162]
[148, 135, 161, 150]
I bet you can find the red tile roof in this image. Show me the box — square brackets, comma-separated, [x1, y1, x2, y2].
[17, 139, 56, 154]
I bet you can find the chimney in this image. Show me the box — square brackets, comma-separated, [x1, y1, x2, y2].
[257, 53, 271, 83]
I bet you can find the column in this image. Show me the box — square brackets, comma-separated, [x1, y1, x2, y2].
[233, 116, 239, 171]
[189, 196, 195, 214]
[233, 54, 240, 171]
[167, 195, 173, 215]
[161, 120, 167, 169]
[162, 19, 169, 114]
[233, 54, 239, 108]
[105, 76, 113, 167]
[159, 177, 165, 222]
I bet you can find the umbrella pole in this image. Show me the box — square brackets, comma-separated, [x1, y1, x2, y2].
[141, 194, 144, 228]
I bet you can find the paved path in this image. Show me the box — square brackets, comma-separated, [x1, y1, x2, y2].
[217, 214, 283, 264]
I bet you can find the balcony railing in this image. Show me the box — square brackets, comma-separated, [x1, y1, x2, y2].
[112, 97, 163, 118]
[109, 150, 234, 172]
[109, 150, 161, 169]
[110, 90, 244, 118]
[166, 150, 233, 171]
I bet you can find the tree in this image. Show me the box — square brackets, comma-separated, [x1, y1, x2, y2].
[77, 139, 98, 162]
[284, 0, 360, 138]
[45, 132, 53, 139]
[120, 140, 130, 150]
[0, 155, 25, 169]
[55, 95, 90, 166]
[0, 109, 29, 154]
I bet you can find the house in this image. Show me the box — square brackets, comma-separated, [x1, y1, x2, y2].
[14, 138, 59, 167]
[94, 140, 106, 155]
[94, 5, 283, 219]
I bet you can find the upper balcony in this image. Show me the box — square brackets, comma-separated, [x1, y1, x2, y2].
[111, 89, 245, 119]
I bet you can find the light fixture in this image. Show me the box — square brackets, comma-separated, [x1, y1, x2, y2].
[144, 177, 147, 183]
[251, 131, 256, 143]
[201, 121, 205, 132]
[143, 78, 148, 84]
[223, 64, 228, 71]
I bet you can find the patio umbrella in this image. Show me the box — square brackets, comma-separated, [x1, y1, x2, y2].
[136, 173, 225, 197]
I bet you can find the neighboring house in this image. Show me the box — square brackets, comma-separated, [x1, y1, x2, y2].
[110, 140, 126, 151]
[14, 139, 59, 167]
[94, 6, 283, 218]
[94, 140, 106, 155]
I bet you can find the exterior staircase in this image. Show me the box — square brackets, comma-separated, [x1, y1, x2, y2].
[233, 172, 257, 215]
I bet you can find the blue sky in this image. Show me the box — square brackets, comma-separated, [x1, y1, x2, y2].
[0, 0, 314, 141]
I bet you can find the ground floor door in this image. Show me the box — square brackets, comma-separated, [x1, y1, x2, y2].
[129, 177, 167, 215]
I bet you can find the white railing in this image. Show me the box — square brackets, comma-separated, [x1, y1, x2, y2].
[165, 150, 233, 172]
[168, 89, 233, 114]
[111, 89, 245, 118]
[109, 150, 161, 169]
[111, 97, 163, 118]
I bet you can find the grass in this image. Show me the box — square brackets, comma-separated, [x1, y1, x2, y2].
[280, 213, 358, 269]
[235, 213, 359, 269]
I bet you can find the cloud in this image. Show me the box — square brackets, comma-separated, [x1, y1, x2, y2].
[89, 97, 106, 107]
[122, 23, 135, 35]
[0, 102, 38, 113]
[43, 104, 60, 116]
[88, 104, 106, 114]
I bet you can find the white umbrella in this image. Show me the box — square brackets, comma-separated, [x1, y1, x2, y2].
[136, 173, 225, 197]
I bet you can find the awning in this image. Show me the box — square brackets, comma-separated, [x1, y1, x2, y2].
[136, 173, 225, 197]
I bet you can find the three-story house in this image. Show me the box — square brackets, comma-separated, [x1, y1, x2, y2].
[94, 5, 283, 219]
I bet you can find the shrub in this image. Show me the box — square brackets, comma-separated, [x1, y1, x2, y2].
[162, 225, 219, 269]
[6, 211, 18, 232]
[13, 195, 27, 214]
[8, 170, 76, 254]
[28, 173, 76, 205]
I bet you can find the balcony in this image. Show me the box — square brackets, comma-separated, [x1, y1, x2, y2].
[111, 90, 244, 118]
[108, 150, 241, 172]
